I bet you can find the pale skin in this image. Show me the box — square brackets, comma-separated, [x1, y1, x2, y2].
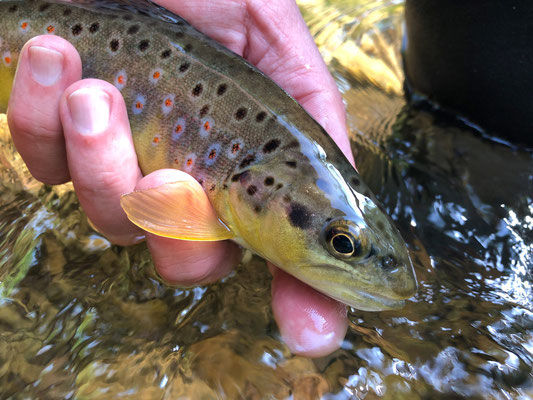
[8, 0, 353, 357]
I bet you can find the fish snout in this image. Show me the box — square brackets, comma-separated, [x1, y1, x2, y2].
[380, 254, 418, 299]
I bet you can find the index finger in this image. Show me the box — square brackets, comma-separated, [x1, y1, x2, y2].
[8, 35, 82, 184]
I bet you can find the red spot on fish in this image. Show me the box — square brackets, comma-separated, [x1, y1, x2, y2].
[153, 136, 160, 144]
[117, 75, 125, 85]
[135, 101, 143, 109]
[153, 71, 160, 79]
[231, 143, 241, 153]
[203, 121, 210, 131]
[47, 25, 55, 34]
[175, 125, 183, 134]
[4, 57, 11, 64]
[21, 22, 28, 30]
[208, 149, 217, 159]
[165, 98, 173, 107]
[186, 158, 193, 166]
[173, 158, 179, 164]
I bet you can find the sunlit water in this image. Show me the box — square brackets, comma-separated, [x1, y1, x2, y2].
[1, 0, 532, 399]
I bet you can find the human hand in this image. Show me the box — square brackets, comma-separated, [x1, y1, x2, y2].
[7, 0, 351, 357]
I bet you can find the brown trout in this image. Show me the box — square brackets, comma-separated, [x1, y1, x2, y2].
[0, 0, 417, 310]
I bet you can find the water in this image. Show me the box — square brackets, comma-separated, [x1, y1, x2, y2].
[0, 0, 532, 398]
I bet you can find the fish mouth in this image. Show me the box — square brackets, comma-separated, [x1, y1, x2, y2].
[329, 289, 406, 312]
[300, 265, 410, 312]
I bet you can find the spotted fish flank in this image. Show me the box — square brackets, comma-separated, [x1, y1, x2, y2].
[0, 0, 417, 311]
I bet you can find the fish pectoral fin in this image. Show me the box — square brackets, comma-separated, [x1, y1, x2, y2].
[120, 180, 235, 241]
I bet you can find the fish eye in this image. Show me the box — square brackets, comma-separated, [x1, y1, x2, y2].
[331, 233, 359, 256]
[323, 220, 368, 260]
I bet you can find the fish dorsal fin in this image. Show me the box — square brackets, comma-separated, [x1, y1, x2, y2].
[120, 180, 234, 241]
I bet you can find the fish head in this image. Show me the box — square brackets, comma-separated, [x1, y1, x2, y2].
[226, 147, 417, 312]
[306, 199, 418, 312]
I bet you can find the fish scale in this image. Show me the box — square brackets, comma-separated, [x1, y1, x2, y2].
[0, 0, 418, 311]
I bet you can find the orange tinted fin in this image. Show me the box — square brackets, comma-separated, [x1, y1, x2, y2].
[120, 180, 235, 241]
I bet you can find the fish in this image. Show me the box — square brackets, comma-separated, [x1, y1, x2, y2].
[0, 0, 417, 311]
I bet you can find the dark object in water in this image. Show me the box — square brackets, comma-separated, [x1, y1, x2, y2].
[403, 0, 533, 147]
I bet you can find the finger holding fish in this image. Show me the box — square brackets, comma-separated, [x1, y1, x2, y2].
[271, 265, 349, 357]
[58, 78, 145, 245]
[8, 35, 81, 184]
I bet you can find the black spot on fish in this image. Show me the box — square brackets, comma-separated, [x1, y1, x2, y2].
[177, 21, 184, 26]
[179, 62, 190, 73]
[89, 22, 100, 33]
[351, 177, 361, 186]
[217, 84, 227, 96]
[199, 105, 210, 118]
[264, 177, 274, 186]
[223, 184, 228, 190]
[240, 154, 256, 169]
[139, 39, 150, 52]
[63, 8, 72, 16]
[263, 139, 280, 153]
[161, 49, 171, 59]
[283, 194, 292, 203]
[122, 14, 133, 21]
[376, 221, 385, 230]
[285, 161, 297, 168]
[175, 31, 184, 39]
[235, 108, 247, 120]
[256, 111, 267, 122]
[192, 83, 203, 97]
[8, 5, 18, 12]
[198, 178, 204, 186]
[247, 185, 258, 196]
[289, 202, 312, 230]
[127, 25, 140, 35]
[254, 205, 262, 213]
[109, 39, 120, 52]
[276, 183, 283, 190]
[71, 24, 82, 36]
[39, 3, 51, 12]
[184, 43, 193, 52]
[210, 184, 216, 192]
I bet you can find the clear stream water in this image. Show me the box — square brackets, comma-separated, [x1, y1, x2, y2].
[0, 0, 532, 398]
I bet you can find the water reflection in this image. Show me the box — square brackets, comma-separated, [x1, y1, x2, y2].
[0, 0, 532, 398]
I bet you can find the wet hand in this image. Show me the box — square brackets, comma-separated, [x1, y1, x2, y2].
[7, 0, 350, 357]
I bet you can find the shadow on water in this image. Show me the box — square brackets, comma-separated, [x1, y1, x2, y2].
[0, 0, 532, 398]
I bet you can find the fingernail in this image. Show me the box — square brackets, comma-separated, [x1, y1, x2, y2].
[67, 88, 111, 135]
[29, 46, 63, 86]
